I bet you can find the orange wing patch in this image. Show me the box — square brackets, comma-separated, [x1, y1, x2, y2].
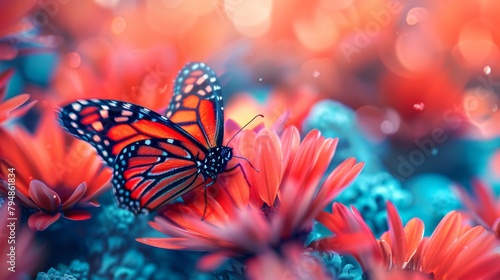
[198, 99, 217, 147]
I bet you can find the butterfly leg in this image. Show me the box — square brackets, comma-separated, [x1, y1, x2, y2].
[224, 163, 253, 190]
[201, 179, 216, 221]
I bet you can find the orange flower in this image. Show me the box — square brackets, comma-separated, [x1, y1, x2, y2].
[137, 126, 363, 270]
[455, 180, 500, 237]
[0, 114, 111, 231]
[0, 69, 36, 123]
[314, 201, 500, 279]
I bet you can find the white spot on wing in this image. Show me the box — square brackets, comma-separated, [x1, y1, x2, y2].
[72, 103, 82, 111]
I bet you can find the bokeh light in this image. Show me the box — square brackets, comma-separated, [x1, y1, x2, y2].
[1, 0, 500, 279]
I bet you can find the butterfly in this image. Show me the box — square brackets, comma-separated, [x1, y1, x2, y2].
[58, 62, 236, 215]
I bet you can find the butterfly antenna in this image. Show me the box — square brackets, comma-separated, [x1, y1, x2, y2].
[225, 114, 264, 146]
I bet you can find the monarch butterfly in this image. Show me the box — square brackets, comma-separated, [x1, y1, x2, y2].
[58, 62, 253, 215]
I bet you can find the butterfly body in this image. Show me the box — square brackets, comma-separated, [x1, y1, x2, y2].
[200, 146, 232, 178]
[58, 62, 232, 215]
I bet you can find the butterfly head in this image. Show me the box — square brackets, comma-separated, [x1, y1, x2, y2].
[202, 146, 233, 178]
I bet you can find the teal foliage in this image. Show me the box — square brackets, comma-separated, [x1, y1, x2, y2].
[404, 174, 461, 235]
[318, 252, 364, 280]
[302, 100, 381, 173]
[36, 267, 79, 280]
[336, 172, 412, 237]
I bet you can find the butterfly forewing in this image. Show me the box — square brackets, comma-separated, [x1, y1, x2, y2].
[166, 62, 225, 149]
[58, 99, 204, 165]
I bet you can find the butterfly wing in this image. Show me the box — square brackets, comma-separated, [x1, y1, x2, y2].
[113, 138, 209, 214]
[58, 99, 204, 166]
[166, 62, 224, 149]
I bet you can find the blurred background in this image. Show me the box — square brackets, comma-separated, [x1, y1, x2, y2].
[1, 0, 500, 279]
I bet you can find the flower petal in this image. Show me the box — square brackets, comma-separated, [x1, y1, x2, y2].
[136, 237, 193, 250]
[403, 218, 424, 266]
[62, 182, 87, 209]
[386, 201, 406, 268]
[0, 93, 31, 112]
[421, 211, 461, 273]
[29, 180, 61, 212]
[280, 125, 300, 175]
[254, 132, 281, 206]
[492, 217, 500, 237]
[4, 99, 37, 120]
[0, 69, 14, 91]
[28, 212, 61, 231]
[63, 209, 92, 221]
[197, 252, 232, 271]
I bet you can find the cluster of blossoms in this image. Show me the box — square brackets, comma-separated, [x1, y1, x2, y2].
[134, 123, 500, 278]
[138, 125, 364, 276]
[2, 99, 500, 278]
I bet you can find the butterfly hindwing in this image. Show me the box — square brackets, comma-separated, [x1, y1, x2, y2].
[112, 138, 208, 214]
[166, 62, 224, 149]
[58, 99, 203, 166]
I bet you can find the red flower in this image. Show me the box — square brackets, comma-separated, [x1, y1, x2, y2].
[0, 69, 36, 123]
[0, 114, 111, 231]
[455, 180, 500, 237]
[137, 125, 363, 270]
[314, 201, 500, 279]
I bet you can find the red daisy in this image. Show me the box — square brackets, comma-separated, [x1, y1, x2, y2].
[314, 201, 500, 279]
[0, 114, 111, 231]
[137, 125, 363, 270]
